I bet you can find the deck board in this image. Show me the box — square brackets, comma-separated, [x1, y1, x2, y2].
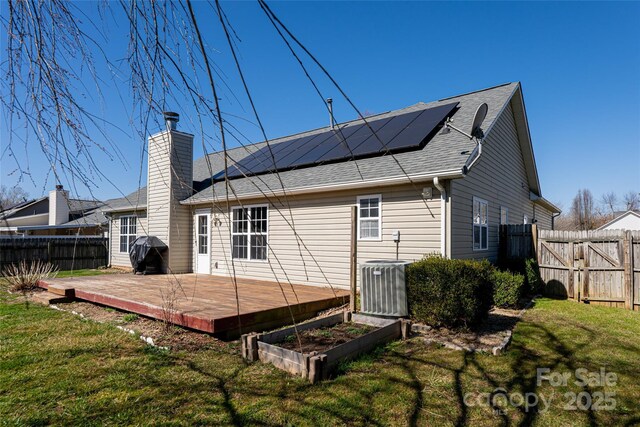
[39, 274, 349, 337]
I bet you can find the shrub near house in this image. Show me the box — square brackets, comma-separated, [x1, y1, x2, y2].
[406, 256, 494, 329]
[492, 270, 526, 308]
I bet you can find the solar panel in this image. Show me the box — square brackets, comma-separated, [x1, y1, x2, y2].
[282, 124, 362, 169]
[215, 101, 458, 180]
[316, 117, 393, 162]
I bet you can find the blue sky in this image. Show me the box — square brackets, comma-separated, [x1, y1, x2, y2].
[1, 1, 639, 210]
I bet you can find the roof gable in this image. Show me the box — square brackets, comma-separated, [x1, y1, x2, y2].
[508, 85, 542, 196]
[597, 210, 640, 230]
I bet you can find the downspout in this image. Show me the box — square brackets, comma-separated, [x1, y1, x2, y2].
[464, 140, 483, 172]
[433, 177, 447, 257]
[105, 212, 112, 267]
[552, 212, 561, 230]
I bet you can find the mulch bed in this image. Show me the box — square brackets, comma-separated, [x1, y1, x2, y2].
[53, 301, 234, 353]
[278, 322, 375, 353]
[413, 305, 525, 352]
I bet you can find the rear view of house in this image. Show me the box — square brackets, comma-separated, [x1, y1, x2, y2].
[105, 82, 559, 288]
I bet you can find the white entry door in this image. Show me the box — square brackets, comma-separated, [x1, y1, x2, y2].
[195, 213, 211, 274]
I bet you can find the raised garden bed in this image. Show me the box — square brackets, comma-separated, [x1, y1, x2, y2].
[241, 312, 411, 383]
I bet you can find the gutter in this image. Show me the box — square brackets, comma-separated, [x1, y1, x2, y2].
[529, 192, 561, 213]
[181, 168, 466, 205]
[101, 206, 147, 214]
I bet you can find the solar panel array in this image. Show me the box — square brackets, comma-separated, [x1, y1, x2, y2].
[214, 101, 459, 181]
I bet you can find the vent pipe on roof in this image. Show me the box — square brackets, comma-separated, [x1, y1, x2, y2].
[327, 98, 335, 129]
[163, 111, 179, 131]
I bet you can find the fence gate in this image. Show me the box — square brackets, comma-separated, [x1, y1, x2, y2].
[537, 230, 635, 309]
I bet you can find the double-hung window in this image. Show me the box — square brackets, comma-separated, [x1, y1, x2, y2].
[119, 216, 137, 253]
[358, 195, 381, 240]
[473, 197, 488, 250]
[232, 206, 268, 260]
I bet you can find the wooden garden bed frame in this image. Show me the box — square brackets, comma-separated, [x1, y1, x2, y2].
[241, 312, 411, 383]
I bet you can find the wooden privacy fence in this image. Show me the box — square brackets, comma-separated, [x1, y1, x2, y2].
[499, 226, 639, 311]
[537, 230, 639, 310]
[0, 236, 109, 273]
[499, 224, 536, 260]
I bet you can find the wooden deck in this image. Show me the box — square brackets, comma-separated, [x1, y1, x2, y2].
[38, 274, 349, 337]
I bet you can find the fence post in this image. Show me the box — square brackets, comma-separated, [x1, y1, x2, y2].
[569, 241, 576, 300]
[531, 223, 538, 259]
[47, 241, 52, 263]
[624, 230, 633, 310]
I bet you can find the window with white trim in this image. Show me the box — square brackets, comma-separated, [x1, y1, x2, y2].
[232, 206, 268, 260]
[500, 206, 509, 225]
[473, 197, 488, 250]
[358, 195, 381, 240]
[119, 216, 137, 253]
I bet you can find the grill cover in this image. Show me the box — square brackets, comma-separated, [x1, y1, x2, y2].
[129, 236, 168, 274]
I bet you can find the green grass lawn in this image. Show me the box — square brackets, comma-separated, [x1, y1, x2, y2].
[55, 268, 121, 279]
[1, 295, 638, 426]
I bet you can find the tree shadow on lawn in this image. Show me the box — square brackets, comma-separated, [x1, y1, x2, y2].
[374, 321, 599, 427]
[58, 303, 637, 427]
[167, 316, 632, 426]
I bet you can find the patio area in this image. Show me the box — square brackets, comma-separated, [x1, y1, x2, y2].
[38, 274, 349, 338]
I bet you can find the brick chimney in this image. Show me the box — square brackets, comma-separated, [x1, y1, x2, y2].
[49, 185, 70, 225]
[147, 112, 194, 273]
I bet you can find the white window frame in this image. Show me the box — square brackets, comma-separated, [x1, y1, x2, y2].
[500, 206, 509, 225]
[119, 215, 137, 253]
[472, 197, 489, 251]
[231, 204, 269, 261]
[357, 194, 382, 241]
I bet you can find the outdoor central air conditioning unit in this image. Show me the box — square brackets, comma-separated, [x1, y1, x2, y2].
[360, 260, 410, 317]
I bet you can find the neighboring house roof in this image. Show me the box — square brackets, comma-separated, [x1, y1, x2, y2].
[0, 196, 48, 220]
[183, 82, 537, 204]
[1, 194, 105, 227]
[597, 210, 640, 230]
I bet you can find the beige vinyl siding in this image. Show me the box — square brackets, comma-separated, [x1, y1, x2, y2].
[534, 205, 554, 230]
[200, 183, 441, 289]
[450, 102, 542, 261]
[147, 131, 193, 273]
[109, 212, 148, 268]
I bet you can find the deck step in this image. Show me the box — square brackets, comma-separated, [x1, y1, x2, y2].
[47, 284, 75, 298]
[31, 291, 72, 305]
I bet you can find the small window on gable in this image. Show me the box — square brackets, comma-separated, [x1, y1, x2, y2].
[357, 195, 382, 241]
[473, 197, 488, 251]
[500, 206, 508, 225]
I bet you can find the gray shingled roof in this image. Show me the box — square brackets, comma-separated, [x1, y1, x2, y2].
[65, 187, 147, 222]
[68, 199, 103, 213]
[62, 209, 108, 227]
[183, 82, 518, 204]
[101, 82, 519, 210]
